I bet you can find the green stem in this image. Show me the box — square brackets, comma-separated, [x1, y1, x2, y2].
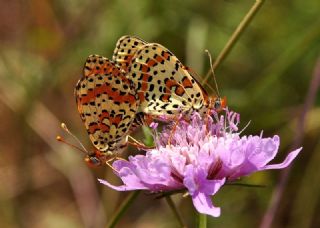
[106, 191, 140, 228]
[165, 196, 186, 228]
[202, 0, 266, 84]
[198, 213, 207, 228]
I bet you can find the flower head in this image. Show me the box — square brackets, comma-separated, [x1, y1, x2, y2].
[99, 110, 301, 217]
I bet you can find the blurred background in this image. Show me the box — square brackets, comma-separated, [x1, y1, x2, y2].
[0, 0, 319, 227]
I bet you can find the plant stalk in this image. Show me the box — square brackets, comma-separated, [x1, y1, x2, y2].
[106, 191, 140, 228]
[202, 0, 266, 84]
[165, 196, 187, 228]
[198, 213, 207, 228]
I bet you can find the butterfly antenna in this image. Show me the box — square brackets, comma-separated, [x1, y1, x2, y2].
[205, 50, 221, 97]
[56, 135, 89, 155]
[183, 66, 216, 94]
[58, 123, 89, 153]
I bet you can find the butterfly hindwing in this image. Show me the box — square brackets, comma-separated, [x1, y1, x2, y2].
[75, 55, 138, 152]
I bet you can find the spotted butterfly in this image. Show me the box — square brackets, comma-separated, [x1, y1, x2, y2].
[113, 36, 226, 120]
[75, 55, 140, 166]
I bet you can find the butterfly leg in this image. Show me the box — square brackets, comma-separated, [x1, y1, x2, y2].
[104, 157, 118, 172]
[126, 135, 155, 150]
[168, 114, 188, 145]
[104, 155, 132, 173]
[205, 110, 211, 134]
[168, 116, 179, 145]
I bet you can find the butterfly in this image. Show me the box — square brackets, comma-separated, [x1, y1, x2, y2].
[75, 55, 142, 166]
[113, 35, 226, 121]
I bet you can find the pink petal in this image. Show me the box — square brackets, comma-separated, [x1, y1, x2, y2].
[99, 164, 148, 190]
[191, 192, 221, 217]
[117, 167, 147, 187]
[149, 122, 158, 129]
[264, 148, 302, 170]
[98, 179, 148, 191]
[247, 136, 280, 167]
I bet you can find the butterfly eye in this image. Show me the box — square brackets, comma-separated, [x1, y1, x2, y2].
[214, 98, 222, 110]
[85, 156, 101, 166]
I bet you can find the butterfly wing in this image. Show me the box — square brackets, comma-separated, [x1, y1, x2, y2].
[112, 36, 151, 126]
[127, 43, 208, 118]
[112, 35, 147, 71]
[75, 55, 138, 152]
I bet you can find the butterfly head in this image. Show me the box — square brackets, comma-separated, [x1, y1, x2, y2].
[85, 140, 126, 167]
[209, 96, 227, 112]
[85, 149, 114, 167]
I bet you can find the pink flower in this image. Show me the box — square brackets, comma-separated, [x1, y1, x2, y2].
[99, 110, 302, 217]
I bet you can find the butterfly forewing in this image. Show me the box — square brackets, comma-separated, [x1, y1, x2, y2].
[127, 43, 208, 118]
[112, 35, 147, 71]
[75, 55, 139, 153]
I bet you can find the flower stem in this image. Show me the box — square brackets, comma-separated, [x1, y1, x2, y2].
[106, 191, 140, 228]
[202, 0, 266, 84]
[165, 196, 187, 228]
[198, 213, 207, 228]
